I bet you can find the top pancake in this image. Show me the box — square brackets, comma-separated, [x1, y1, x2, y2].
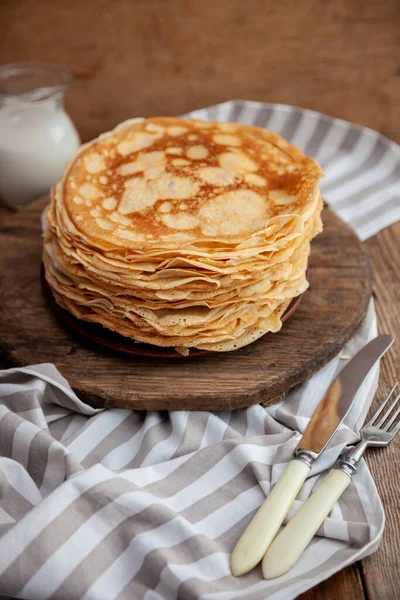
[59, 117, 323, 250]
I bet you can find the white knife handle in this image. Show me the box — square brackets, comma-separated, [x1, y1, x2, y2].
[262, 468, 351, 579]
[231, 459, 310, 576]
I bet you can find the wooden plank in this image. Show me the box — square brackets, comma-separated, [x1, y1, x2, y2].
[360, 224, 400, 600]
[0, 0, 398, 143]
[0, 200, 371, 411]
[299, 564, 365, 600]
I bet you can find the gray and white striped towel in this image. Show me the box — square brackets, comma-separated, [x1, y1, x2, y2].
[0, 100, 398, 600]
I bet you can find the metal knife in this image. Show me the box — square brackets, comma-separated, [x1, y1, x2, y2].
[230, 334, 394, 577]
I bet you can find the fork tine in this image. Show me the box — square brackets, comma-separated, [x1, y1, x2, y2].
[367, 383, 398, 426]
[375, 390, 400, 428]
[384, 399, 400, 431]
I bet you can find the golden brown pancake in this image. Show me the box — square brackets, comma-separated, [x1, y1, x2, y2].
[43, 116, 324, 352]
[56, 117, 321, 247]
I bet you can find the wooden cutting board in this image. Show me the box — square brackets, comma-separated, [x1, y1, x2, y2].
[0, 197, 371, 411]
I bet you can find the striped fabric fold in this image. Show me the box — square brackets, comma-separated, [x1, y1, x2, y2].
[0, 101, 398, 600]
[0, 303, 384, 600]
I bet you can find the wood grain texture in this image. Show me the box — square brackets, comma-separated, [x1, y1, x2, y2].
[0, 198, 371, 411]
[299, 564, 365, 600]
[0, 0, 399, 144]
[0, 0, 399, 596]
[360, 223, 400, 600]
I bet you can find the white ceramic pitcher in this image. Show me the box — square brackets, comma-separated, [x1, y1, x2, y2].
[0, 61, 80, 210]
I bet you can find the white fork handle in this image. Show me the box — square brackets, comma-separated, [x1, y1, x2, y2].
[231, 459, 310, 576]
[262, 468, 351, 579]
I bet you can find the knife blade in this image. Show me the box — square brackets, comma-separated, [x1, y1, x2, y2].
[231, 334, 394, 577]
[296, 333, 394, 461]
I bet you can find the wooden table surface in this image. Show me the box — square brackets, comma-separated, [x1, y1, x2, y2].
[1, 1, 399, 598]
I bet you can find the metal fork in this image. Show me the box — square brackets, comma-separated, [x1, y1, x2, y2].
[335, 382, 400, 475]
[262, 383, 400, 579]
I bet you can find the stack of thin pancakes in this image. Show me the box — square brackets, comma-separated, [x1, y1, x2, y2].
[42, 116, 324, 354]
